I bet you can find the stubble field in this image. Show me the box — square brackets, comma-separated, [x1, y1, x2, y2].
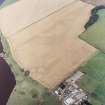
[0, 0, 96, 89]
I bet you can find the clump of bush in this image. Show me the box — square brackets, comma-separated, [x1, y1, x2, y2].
[85, 14, 99, 30]
[20, 69, 24, 72]
[24, 70, 30, 76]
[85, 5, 105, 30]
[91, 6, 105, 15]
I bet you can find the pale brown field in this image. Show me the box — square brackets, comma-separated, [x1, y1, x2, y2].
[0, 1, 96, 89]
[0, 0, 76, 35]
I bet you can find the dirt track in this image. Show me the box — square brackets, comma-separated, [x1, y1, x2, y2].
[81, 0, 105, 6]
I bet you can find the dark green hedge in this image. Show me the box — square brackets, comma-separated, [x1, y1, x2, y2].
[84, 6, 105, 30]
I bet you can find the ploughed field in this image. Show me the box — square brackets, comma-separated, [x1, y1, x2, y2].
[0, 0, 16, 8]
[0, 36, 16, 105]
[0, 0, 5, 6]
[81, 0, 105, 6]
[0, 57, 15, 105]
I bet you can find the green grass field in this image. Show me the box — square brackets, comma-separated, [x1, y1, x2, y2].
[89, 96, 102, 105]
[80, 9, 105, 53]
[78, 7, 105, 105]
[79, 52, 105, 104]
